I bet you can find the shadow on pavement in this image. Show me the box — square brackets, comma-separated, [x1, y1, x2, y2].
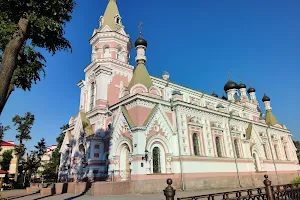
[8, 190, 40, 200]
[63, 181, 92, 200]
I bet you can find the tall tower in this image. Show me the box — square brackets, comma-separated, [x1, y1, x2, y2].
[79, 0, 133, 114]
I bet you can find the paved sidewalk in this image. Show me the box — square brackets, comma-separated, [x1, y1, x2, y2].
[1, 187, 238, 200]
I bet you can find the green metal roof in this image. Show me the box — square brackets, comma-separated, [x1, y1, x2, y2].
[100, 0, 123, 31]
[128, 61, 153, 90]
[265, 110, 280, 126]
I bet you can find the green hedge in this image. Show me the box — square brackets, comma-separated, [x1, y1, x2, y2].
[290, 177, 300, 184]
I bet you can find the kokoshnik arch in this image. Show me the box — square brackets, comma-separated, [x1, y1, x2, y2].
[58, 0, 299, 192]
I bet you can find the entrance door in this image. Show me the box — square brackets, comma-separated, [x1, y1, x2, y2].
[120, 144, 130, 180]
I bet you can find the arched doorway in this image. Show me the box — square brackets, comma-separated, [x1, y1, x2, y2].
[119, 144, 130, 180]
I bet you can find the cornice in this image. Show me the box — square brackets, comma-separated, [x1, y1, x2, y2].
[84, 59, 133, 74]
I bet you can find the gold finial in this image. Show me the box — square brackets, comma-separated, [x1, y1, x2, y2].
[227, 71, 231, 80]
[262, 86, 266, 94]
[238, 74, 243, 82]
[247, 80, 252, 87]
[139, 22, 143, 36]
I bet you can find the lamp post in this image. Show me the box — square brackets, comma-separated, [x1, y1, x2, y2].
[142, 150, 149, 162]
[266, 125, 279, 184]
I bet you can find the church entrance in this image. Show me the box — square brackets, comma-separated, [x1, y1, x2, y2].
[119, 144, 130, 180]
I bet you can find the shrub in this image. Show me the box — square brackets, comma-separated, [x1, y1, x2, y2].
[290, 177, 300, 184]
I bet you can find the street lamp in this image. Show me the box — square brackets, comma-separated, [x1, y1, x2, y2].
[142, 150, 148, 161]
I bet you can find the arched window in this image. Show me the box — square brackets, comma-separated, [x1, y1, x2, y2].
[263, 144, 268, 159]
[253, 153, 259, 171]
[215, 136, 222, 157]
[234, 139, 240, 158]
[152, 147, 161, 173]
[284, 146, 289, 160]
[103, 46, 110, 58]
[193, 133, 200, 156]
[89, 82, 95, 111]
[274, 145, 279, 160]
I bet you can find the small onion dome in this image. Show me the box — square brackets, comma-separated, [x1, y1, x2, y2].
[212, 92, 218, 98]
[247, 87, 256, 93]
[134, 36, 147, 48]
[238, 82, 246, 89]
[221, 95, 227, 100]
[262, 93, 270, 102]
[224, 80, 238, 91]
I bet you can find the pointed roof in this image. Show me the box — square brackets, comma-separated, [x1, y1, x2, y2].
[265, 110, 280, 126]
[128, 61, 153, 90]
[246, 123, 253, 140]
[80, 112, 94, 136]
[100, 0, 122, 31]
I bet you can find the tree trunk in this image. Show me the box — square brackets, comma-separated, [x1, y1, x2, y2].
[0, 16, 29, 115]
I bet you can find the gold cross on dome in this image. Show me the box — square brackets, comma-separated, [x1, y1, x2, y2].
[139, 22, 143, 36]
[238, 74, 242, 82]
[227, 71, 231, 80]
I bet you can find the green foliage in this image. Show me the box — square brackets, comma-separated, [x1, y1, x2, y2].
[0, 123, 10, 151]
[290, 176, 300, 184]
[34, 137, 46, 159]
[13, 112, 35, 157]
[56, 124, 69, 150]
[0, 150, 13, 171]
[0, 0, 75, 112]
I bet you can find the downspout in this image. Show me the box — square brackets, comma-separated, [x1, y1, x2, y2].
[228, 111, 242, 188]
[171, 100, 185, 191]
[266, 125, 279, 184]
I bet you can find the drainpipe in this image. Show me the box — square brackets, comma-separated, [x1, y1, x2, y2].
[171, 100, 185, 191]
[228, 111, 242, 188]
[266, 125, 279, 184]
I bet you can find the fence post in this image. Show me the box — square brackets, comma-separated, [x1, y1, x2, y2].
[263, 175, 275, 200]
[164, 178, 176, 200]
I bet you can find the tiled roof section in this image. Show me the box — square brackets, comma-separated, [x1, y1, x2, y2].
[1, 141, 16, 147]
[100, 0, 122, 31]
[143, 104, 159, 126]
[246, 123, 253, 140]
[80, 112, 94, 136]
[265, 110, 280, 126]
[128, 61, 153, 90]
[121, 106, 135, 127]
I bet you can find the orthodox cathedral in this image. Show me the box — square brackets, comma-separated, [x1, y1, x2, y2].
[58, 0, 299, 193]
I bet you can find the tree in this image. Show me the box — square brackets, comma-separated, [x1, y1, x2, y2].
[34, 138, 46, 159]
[0, 150, 13, 171]
[52, 124, 69, 172]
[0, 0, 76, 114]
[0, 123, 10, 151]
[12, 112, 35, 180]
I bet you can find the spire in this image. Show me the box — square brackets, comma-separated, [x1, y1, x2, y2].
[100, 0, 122, 31]
[128, 23, 152, 90]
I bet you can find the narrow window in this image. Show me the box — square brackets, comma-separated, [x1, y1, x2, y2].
[152, 147, 161, 173]
[253, 153, 259, 171]
[263, 144, 268, 159]
[216, 136, 222, 157]
[94, 153, 99, 158]
[193, 133, 200, 156]
[274, 145, 279, 160]
[284, 146, 289, 160]
[234, 139, 240, 158]
[90, 82, 95, 111]
[94, 144, 100, 149]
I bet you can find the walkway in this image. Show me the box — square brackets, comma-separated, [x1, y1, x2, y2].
[1, 187, 237, 200]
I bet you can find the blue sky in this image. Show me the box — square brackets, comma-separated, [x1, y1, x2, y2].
[1, 0, 300, 151]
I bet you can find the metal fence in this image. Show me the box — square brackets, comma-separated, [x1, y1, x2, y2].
[163, 175, 300, 200]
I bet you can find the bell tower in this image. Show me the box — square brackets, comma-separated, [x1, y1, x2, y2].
[79, 0, 134, 113]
